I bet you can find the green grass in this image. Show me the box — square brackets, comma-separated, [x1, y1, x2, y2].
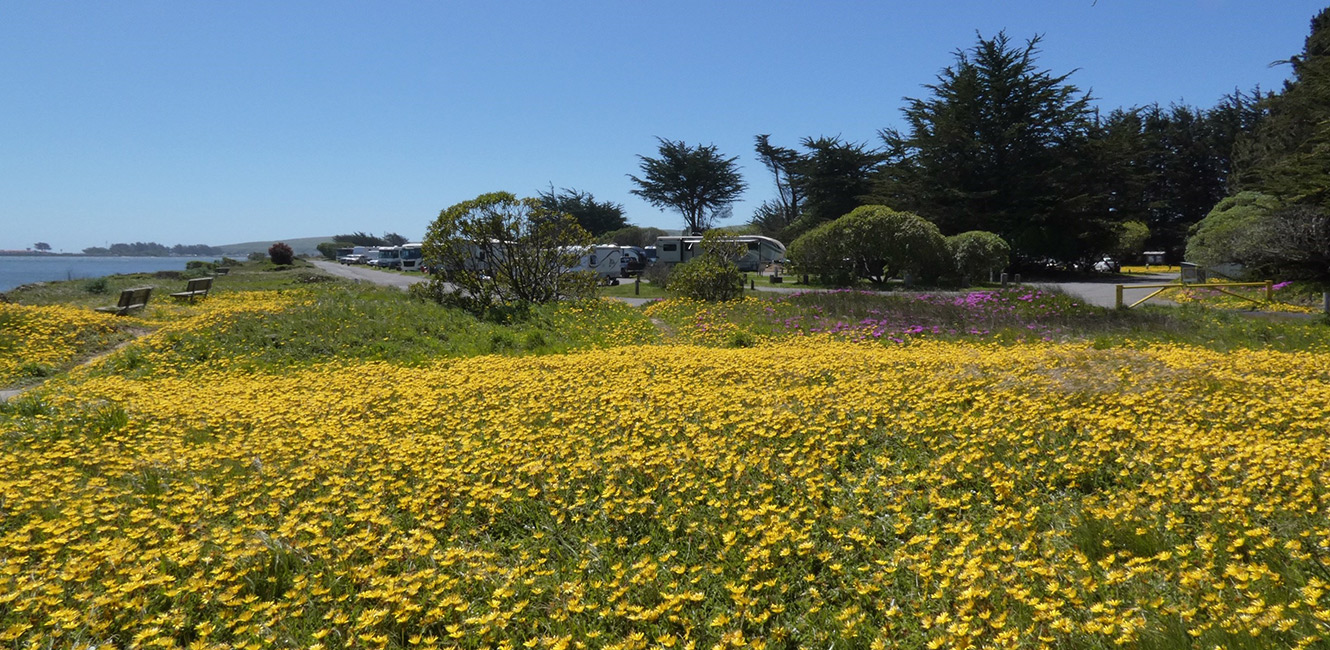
[599, 280, 669, 299]
[88, 283, 659, 378]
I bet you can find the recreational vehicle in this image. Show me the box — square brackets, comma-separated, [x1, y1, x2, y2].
[367, 246, 401, 269]
[567, 245, 626, 284]
[336, 245, 371, 263]
[654, 235, 786, 272]
[398, 243, 423, 271]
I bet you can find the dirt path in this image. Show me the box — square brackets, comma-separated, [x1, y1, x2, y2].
[1, 328, 150, 403]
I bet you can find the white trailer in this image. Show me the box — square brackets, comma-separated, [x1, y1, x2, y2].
[654, 235, 786, 271]
[567, 245, 626, 284]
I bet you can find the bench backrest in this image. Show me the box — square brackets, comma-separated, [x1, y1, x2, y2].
[186, 277, 213, 292]
[118, 287, 152, 308]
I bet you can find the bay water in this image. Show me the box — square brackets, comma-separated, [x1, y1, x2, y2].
[0, 256, 222, 293]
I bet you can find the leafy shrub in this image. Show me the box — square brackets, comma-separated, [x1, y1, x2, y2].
[82, 277, 109, 294]
[667, 231, 745, 301]
[641, 262, 673, 290]
[422, 192, 597, 319]
[1187, 192, 1330, 283]
[185, 261, 214, 270]
[268, 243, 295, 266]
[247, 252, 266, 262]
[788, 205, 951, 284]
[946, 230, 1010, 284]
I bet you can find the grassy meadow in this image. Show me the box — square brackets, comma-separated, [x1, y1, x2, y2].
[2, 262, 1329, 649]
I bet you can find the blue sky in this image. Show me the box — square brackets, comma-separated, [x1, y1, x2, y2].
[1, 1, 1324, 252]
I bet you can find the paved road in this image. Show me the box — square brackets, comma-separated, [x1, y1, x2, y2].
[1034, 272, 1179, 308]
[312, 260, 430, 290]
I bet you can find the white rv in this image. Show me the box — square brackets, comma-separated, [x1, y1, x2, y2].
[398, 243, 423, 271]
[567, 245, 626, 284]
[654, 235, 786, 271]
[367, 246, 401, 269]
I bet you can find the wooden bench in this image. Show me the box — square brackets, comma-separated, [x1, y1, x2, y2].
[95, 287, 152, 316]
[214, 267, 230, 276]
[170, 276, 213, 303]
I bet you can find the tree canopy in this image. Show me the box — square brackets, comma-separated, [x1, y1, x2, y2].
[877, 32, 1103, 264]
[537, 187, 628, 236]
[629, 138, 746, 235]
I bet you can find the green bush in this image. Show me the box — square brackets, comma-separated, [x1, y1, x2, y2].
[788, 205, 951, 284]
[667, 231, 745, 301]
[642, 261, 673, 290]
[946, 231, 1010, 284]
[82, 277, 109, 294]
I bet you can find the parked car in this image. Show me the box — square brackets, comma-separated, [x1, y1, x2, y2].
[1093, 257, 1120, 273]
[339, 254, 369, 265]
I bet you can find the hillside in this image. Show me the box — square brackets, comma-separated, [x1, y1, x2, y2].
[213, 236, 334, 257]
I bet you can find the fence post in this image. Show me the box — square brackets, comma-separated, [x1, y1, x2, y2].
[1014, 273, 1021, 285]
[1266, 280, 1273, 303]
[1116, 285, 1124, 309]
[1000, 273, 1008, 288]
[635, 276, 640, 295]
[1323, 291, 1329, 315]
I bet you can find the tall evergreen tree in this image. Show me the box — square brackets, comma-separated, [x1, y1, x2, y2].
[877, 32, 1105, 264]
[1232, 8, 1330, 209]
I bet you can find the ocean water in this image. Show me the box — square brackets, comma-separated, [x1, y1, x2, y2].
[0, 256, 220, 293]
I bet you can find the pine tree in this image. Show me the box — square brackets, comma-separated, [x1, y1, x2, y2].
[877, 32, 1104, 264]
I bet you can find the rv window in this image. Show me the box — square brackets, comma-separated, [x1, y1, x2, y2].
[662, 244, 677, 252]
[590, 255, 597, 265]
[748, 242, 760, 250]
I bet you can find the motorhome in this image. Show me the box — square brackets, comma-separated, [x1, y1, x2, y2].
[367, 246, 401, 269]
[653, 235, 786, 271]
[398, 243, 423, 271]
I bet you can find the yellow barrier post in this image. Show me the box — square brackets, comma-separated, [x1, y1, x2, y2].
[1266, 280, 1273, 303]
[1115, 285, 1124, 309]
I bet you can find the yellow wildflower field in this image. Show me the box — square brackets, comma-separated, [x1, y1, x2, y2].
[0, 303, 124, 385]
[2, 295, 1330, 649]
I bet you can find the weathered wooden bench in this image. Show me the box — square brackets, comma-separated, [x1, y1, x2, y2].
[214, 267, 230, 276]
[170, 276, 213, 303]
[95, 287, 152, 316]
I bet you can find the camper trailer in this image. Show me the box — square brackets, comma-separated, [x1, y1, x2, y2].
[654, 235, 786, 271]
[568, 245, 626, 284]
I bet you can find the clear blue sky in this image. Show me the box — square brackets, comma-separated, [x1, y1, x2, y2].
[2, 1, 1324, 252]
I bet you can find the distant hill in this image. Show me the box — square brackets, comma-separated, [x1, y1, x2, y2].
[214, 236, 334, 257]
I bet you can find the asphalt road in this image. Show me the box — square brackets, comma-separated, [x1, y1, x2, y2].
[312, 260, 430, 290]
[1033, 272, 1180, 308]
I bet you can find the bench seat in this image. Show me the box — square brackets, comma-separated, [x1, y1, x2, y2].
[170, 276, 213, 303]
